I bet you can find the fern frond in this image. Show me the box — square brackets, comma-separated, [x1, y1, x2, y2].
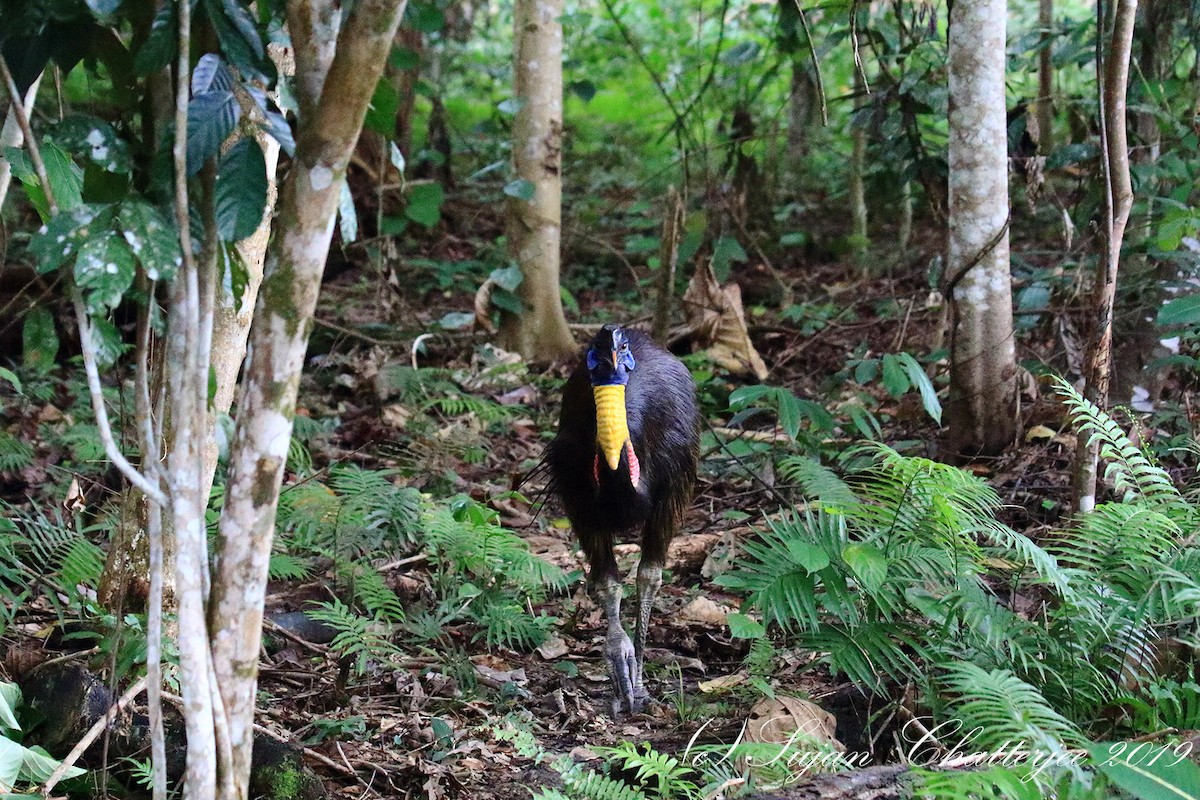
[594, 742, 698, 799]
[267, 553, 312, 581]
[1049, 503, 1179, 598]
[778, 456, 858, 508]
[0, 432, 34, 473]
[1052, 377, 1178, 503]
[914, 766, 1044, 800]
[472, 600, 555, 651]
[940, 662, 1086, 753]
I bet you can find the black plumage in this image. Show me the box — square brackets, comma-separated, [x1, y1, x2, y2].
[547, 324, 700, 713]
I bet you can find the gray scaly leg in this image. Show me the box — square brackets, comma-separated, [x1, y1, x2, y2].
[632, 560, 663, 708]
[599, 578, 639, 714]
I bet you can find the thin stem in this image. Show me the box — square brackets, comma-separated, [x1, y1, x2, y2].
[0, 56, 57, 215]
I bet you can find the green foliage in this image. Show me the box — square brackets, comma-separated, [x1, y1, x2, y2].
[306, 600, 404, 676]
[422, 495, 565, 650]
[0, 681, 85, 792]
[719, 390, 1200, 792]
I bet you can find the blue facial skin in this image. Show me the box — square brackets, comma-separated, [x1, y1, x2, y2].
[586, 327, 636, 386]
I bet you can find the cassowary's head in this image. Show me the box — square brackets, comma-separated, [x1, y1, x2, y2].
[586, 324, 636, 386]
[586, 324, 640, 486]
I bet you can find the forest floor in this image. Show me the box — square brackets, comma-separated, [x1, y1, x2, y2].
[240, 215, 1087, 800]
[0, 201, 1189, 799]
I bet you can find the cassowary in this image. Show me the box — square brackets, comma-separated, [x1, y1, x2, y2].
[547, 324, 700, 713]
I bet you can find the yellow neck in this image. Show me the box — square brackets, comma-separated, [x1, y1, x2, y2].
[593, 384, 630, 471]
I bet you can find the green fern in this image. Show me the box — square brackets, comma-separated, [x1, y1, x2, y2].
[472, 601, 555, 651]
[778, 456, 858, 508]
[306, 600, 403, 675]
[914, 766, 1045, 800]
[0, 432, 34, 473]
[267, 552, 312, 581]
[941, 662, 1086, 754]
[1053, 377, 1179, 503]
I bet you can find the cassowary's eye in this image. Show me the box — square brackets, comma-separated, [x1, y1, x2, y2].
[620, 343, 628, 351]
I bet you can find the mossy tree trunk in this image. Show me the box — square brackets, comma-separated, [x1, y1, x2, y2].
[498, 0, 576, 362]
[944, 0, 1019, 458]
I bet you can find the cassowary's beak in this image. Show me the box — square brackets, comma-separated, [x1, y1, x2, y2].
[611, 350, 620, 369]
[593, 384, 630, 472]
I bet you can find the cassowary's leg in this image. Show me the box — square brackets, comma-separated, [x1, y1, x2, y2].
[632, 506, 675, 708]
[581, 528, 640, 714]
[632, 558, 662, 702]
[598, 577, 640, 714]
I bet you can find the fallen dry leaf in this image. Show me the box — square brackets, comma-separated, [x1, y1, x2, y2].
[536, 635, 570, 660]
[683, 260, 769, 380]
[746, 695, 843, 752]
[698, 673, 746, 693]
[1025, 424, 1056, 442]
[679, 595, 734, 626]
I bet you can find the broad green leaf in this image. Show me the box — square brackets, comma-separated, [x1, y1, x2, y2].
[19, 744, 84, 784]
[727, 612, 765, 639]
[439, 312, 474, 331]
[190, 53, 229, 96]
[0, 684, 20, 732]
[89, 318, 126, 370]
[842, 543, 887, 593]
[6, 142, 83, 219]
[405, 182, 443, 228]
[364, 79, 399, 137]
[503, 179, 535, 201]
[39, 141, 84, 214]
[186, 91, 240, 174]
[21, 308, 57, 374]
[1157, 295, 1200, 328]
[568, 80, 597, 102]
[74, 234, 135, 313]
[711, 236, 747, 282]
[134, 2, 176, 74]
[0, 737, 22, 792]
[215, 138, 268, 242]
[1087, 742, 1200, 800]
[48, 115, 131, 174]
[880, 354, 909, 397]
[490, 265, 523, 292]
[0, 369, 20, 394]
[82, 164, 131, 203]
[785, 540, 829, 574]
[205, 0, 268, 81]
[898, 352, 942, 424]
[721, 41, 760, 65]
[119, 201, 181, 281]
[389, 46, 420, 70]
[27, 204, 115, 274]
[854, 358, 878, 384]
[776, 390, 802, 440]
[405, 1, 445, 32]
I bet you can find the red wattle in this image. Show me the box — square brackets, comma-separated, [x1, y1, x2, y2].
[626, 442, 640, 487]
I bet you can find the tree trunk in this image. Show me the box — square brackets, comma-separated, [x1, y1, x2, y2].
[98, 53, 285, 617]
[1073, 0, 1137, 513]
[849, 64, 868, 261]
[787, 58, 816, 166]
[944, 0, 1019, 458]
[1037, 0, 1054, 153]
[207, 1, 407, 795]
[498, 0, 576, 362]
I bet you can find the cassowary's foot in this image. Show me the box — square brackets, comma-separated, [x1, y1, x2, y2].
[606, 627, 647, 714]
[598, 577, 649, 714]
